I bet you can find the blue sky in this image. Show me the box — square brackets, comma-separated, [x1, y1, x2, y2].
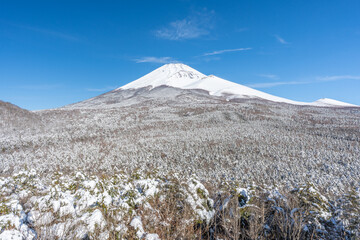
[1, 0, 360, 110]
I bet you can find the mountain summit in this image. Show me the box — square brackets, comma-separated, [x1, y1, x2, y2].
[119, 63, 206, 90]
[117, 63, 356, 107]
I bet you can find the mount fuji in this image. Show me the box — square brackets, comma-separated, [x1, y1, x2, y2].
[67, 63, 357, 108]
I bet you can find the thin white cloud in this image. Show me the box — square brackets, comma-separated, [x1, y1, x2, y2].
[12, 23, 80, 41]
[248, 75, 360, 88]
[317, 75, 360, 81]
[257, 74, 279, 79]
[236, 27, 248, 32]
[202, 56, 222, 62]
[156, 19, 207, 40]
[155, 9, 215, 40]
[274, 34, 289, 44]
[203, 48, 251, 56]
[134, 56, 177, 64]
[18, 84, 62, 90]
[247, 81, 309, 88]
[86, 86, 117, 92]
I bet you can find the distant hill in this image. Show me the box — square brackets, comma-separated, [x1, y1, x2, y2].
[0, 100, 41, 133]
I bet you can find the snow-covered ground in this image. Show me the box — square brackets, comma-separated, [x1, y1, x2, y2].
[0, 170, 214, 239]
[0, 170, 358, 239]
[1, 94, 360, 195]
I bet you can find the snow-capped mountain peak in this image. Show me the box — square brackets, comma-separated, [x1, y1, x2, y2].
[313, 98, 357, 107]
[118, 63, 206, 90]
[117, 63, 357, 107]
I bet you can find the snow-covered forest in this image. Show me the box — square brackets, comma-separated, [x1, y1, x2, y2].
[1, 85, 360, 239]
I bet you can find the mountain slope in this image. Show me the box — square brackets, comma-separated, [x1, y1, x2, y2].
[313, 98, 357, 107]
[0, 100, 41, 132]
[117, 63, 357, 107]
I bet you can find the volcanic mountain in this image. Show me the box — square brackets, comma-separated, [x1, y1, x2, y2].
[66, 63, 357, 109]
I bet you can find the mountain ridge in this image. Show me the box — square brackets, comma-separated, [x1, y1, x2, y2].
[116, 63, 357, 107]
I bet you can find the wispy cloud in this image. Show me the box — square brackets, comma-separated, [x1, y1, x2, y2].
[134, 56, 177, 64]
[202, 56, 222, 62]
[86, 86, 117, 92]
[248, 75, 360, 88]
[236, 27, 248, 32]
[247, 81, 309, 88]
[257, 74, 279, 80]
[203, 48, 251, 56]
[12, 23, 80, 41]
[17, 84, 62, 90]
[317, 75, 360, 81]
[155, 9, 215, 40]
[274, 34, 289, 44]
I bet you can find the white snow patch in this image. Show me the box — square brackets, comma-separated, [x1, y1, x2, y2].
[313, 98, 357, 107]
[130, 216, 160, 240]
[83, 209, 106, 232]
[83, 180, 97, 190]
[0, 230, 23, 240]
[130, 216, 145, 239]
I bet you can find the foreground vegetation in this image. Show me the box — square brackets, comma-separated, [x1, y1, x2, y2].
[1, 169, 359, 239]
[1, 89, 359, 239]
[1, 94, 360, 196]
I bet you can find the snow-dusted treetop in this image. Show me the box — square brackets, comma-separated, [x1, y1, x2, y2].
[118, 63, 357, 107]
